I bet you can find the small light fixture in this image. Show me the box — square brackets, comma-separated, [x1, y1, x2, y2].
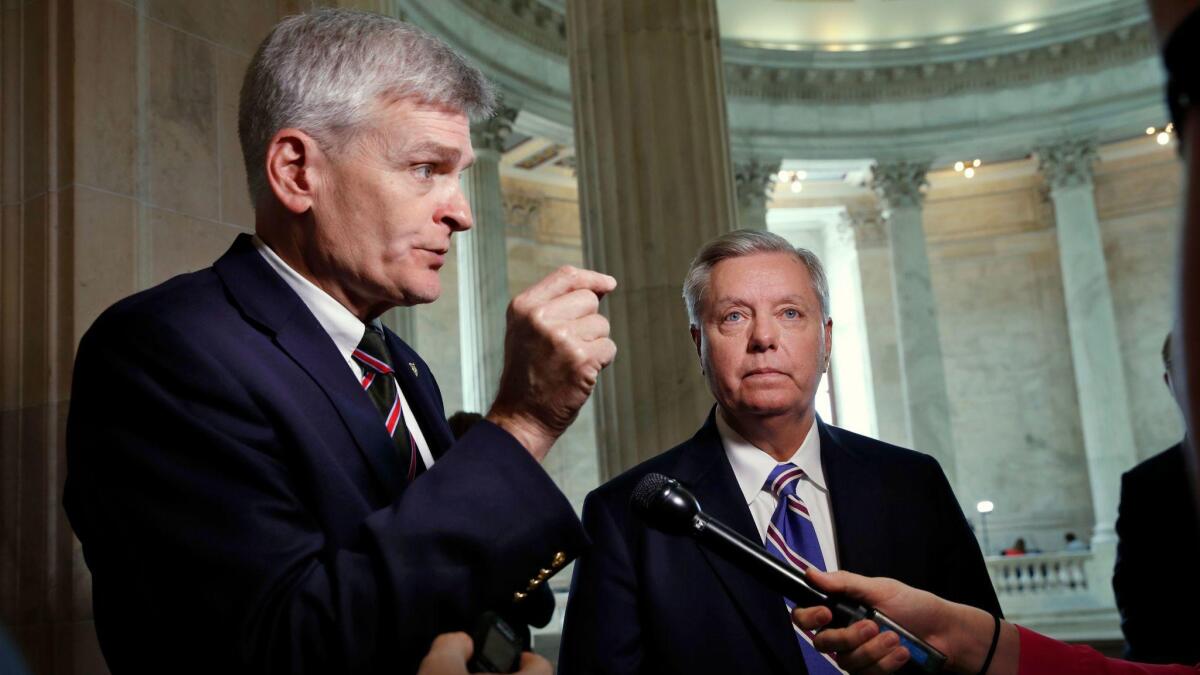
[795, 170, 808, 180]
[964, 167, 975, 178]
[1146, 126, 1157, 135]
[790, 181, 803, 193]
[954, 161, 964, 172]
[973, 158, 981, 167]
[977, 500, 994, 514]
[1158, 131, 1171, 145]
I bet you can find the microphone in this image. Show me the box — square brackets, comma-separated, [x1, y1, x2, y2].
[630, 473, 947, 674]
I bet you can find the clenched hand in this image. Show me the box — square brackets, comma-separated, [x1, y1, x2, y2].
[487, 266, 617, 461]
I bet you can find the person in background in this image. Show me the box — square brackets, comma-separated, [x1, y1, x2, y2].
[1113, 332, 1200, 665]
[1063, 533, 1088, 552]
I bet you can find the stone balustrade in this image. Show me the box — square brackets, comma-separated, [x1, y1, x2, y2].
[986, 552, 1122, 642]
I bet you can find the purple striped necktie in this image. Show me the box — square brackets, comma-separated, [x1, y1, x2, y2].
[352, 328, 423, 482]
[763, 463, 844, 675]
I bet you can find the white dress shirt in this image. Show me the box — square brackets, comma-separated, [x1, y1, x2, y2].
[254, 235, 434, 470]
[716, 410, 839, 571]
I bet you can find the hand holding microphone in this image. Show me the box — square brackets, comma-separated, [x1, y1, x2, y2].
[631, 473, 948, 674]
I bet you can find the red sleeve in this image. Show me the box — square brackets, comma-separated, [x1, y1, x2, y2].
[1018, 626, 1199, 675]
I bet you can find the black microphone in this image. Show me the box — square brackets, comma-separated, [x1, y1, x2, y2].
[630, 473, 947, 674]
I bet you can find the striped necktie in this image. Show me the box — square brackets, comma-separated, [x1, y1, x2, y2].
[763, 463, 844, 675]
[352, 328, 423, 482]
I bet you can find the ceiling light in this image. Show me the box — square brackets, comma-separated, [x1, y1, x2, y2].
[977, 500, 994, 514]
[964, 167, 975, 178]
[954, 161, 964, 172]
[938, 35, 963, 45]
[1157, 131, 1171, 145]
[973, 158, 982, 167]
[790, 181, 803, 193]
[1166, 122, 1175, 133]
[1009, 22, 1039, 34]
[795, 170, 808, 180]
[1146, 126, 1157, 135]
[892, 40, 917, 49]
[777, 170, 791, 182]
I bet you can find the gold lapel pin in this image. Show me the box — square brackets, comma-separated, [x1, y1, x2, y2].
[409, 363, 418, 377]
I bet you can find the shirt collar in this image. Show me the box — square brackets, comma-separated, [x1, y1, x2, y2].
[717, 410, 826, 506]
[253, 235, 374, 363]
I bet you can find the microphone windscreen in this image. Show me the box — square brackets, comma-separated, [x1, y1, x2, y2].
[630, 473, 672, 514]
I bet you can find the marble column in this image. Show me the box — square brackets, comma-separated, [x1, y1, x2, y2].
[1037, 139, 1138, 549]
[871, 162, 957, 480]
[567, 0, 738, 478]
[734, 158, 780, 231]
[457, 105, 518, 414]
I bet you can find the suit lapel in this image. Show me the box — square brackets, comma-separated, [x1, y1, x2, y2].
[678, 411, 807, 675]
[213, 234, 403, 497]
[820, 420, 889, 576]
[383, 332, 455, 460]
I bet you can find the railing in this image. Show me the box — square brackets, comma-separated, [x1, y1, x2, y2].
[987, 551, 1091, 596]
[985, 549, 1122, 642]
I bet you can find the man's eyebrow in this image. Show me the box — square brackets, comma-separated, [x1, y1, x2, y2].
[401, 141, 463, 164]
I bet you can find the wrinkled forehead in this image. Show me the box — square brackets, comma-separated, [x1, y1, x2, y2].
[707, 253, 817, 305]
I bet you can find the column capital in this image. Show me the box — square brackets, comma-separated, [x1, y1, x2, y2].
[734, 158, 781, 210]
[1036, 138, 1098, 190]
[871, 161, 931, 209]
[470, 104, 520, 153]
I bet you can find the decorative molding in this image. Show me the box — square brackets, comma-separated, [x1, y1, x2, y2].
[471, 104, 520, 153]
[453, 0, 1156, 104]
[871, 161, 931, 210]
[726, 24, 1156, 103]
[1036, 138, 1100, 190]
[734, 159, 781, 210]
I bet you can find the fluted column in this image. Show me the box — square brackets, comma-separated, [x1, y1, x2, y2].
[871, 162, 956, 480]
[734, 158, 780, 231]
[1037, 139, 1137, 550]
[567, 0, 738, 478]
[457, 105, 518, 413]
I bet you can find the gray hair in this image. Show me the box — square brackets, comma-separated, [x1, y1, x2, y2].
[238, 9, 496, 207]
[682, 229, 830, 327]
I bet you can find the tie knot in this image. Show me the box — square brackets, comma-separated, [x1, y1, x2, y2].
[353, 327, 394, 375]
[765, 463, 806, 498]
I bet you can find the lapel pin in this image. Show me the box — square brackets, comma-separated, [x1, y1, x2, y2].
[409, 363, 419, 377]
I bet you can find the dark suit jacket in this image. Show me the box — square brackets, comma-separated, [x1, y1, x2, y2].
[63, 234, 586, 674]
[558, 412, 1000, 675]
[1114, 441, 1200, 665]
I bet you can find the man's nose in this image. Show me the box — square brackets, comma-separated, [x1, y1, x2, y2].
[436, 182, 473, 232]
[748, 317, 778, 352]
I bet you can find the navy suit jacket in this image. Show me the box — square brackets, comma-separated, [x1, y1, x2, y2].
[63, 234, 586, 674]
[1114, 441, 1200, 665]
[558, 412, 1000, 675]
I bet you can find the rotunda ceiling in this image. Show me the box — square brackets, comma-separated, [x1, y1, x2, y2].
[714, 0, 1124, 49]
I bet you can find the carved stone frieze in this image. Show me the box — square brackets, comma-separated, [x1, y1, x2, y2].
[1035, 138, 1099, 190]
[871, 161, 931, 210]
[452, 0, 1155, 103]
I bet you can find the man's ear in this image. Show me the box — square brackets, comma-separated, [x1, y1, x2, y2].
[822, 317, 833, 372]
[265, 128, 323, 215]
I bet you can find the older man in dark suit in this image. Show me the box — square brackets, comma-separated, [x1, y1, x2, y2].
[558, 230, 998, 675]
[63, 9, 614, 675]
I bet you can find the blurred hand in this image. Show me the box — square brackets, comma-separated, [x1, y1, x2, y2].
[417, 632, 552, 675]
[791, 569, 1016, 675]
[488, 266, 617, 461]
